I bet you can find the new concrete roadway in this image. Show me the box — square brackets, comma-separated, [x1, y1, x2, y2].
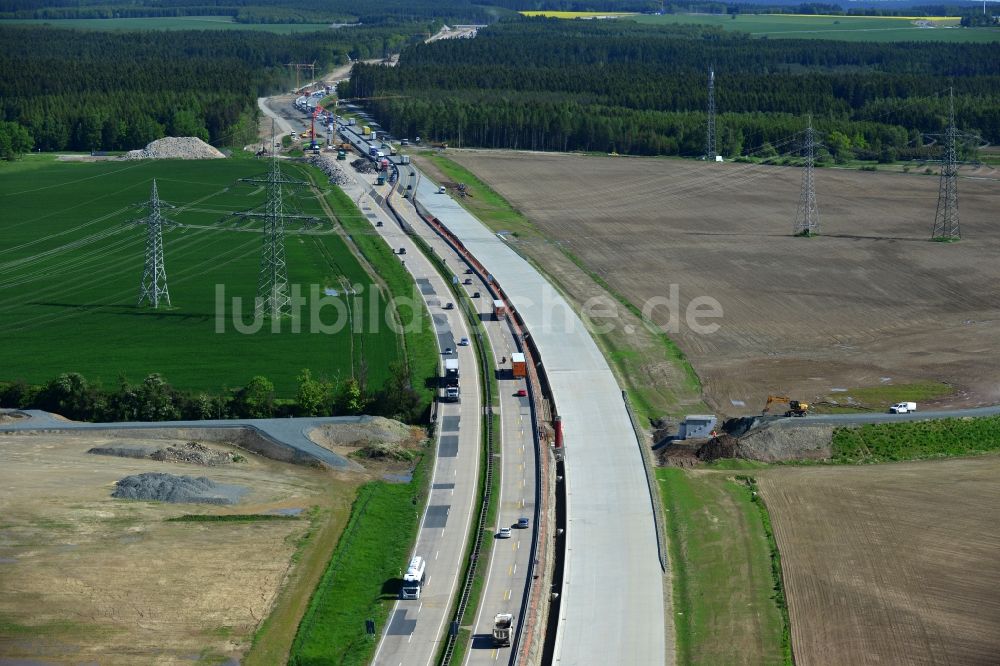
[410, 173, 669, 664]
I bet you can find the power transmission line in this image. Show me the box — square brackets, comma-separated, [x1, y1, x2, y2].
[135, 180, 176, 308]
[793, 116, 820, 237]
[931, 88, 960, 241]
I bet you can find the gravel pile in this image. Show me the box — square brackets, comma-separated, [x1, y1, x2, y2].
[122, 136, 225, 160]
[307, 154, 351, 186]
[150, 441, 240, 466]
[89, 446, 152, 459]
[112, 472, 248, 504]
[89, 441, 239, 466]
[351, 158, 377, 174]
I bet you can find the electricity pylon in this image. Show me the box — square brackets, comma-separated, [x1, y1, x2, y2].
[793, 116, 819, 237]
[931, 88, 960, 241]
[705, 67, 717, 160]
[231, 125, 317, 319]
[135, 179, 176, 308]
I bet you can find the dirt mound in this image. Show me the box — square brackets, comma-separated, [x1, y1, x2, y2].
[656, 441, 701, 467]
[738, 422, 834, 461]
[89, 441, 240, 466]
[351, 157, 377, 174]
[123, 136, 225, 160]
[112, 472, 248, 504]
[0, 410, 27, 424]
[310, 416, 412, 449]
[696, 434, 741, 461]
[352, 441, 416, 461]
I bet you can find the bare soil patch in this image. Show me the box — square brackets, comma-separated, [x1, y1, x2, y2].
[309, 417, 427, 476]
[756, 457, 1000, 665]
[450, 151, 1000, 415]
[0, 433, 351, 664]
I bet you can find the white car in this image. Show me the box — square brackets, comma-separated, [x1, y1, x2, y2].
[458, 337, 470, 346]
[496, 527, 512, 539]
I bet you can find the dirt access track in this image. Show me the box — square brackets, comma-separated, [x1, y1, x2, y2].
[0, 433, 350, 665]
[756, 456, 1000, 665]
[449, 151, 1000, 414]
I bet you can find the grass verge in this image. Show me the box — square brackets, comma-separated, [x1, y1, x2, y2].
[420, 153, 705, 421]
[244, 490, 359, 666]
[832, 415, 1000, 464]
[287, 455, 430, 666]
[657, 468, 786, 665]
[322, 180, 439, 414]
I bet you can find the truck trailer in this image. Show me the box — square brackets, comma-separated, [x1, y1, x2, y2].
[511, 353, 526, 379]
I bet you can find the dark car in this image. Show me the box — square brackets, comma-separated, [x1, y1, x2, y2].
[517, 517, 530, 529]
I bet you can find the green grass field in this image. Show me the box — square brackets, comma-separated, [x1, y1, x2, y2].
[0, 16, 333, 32]
[632, 12, 1000, 42]
[657, 468, 787, 665]
[0, 155, 428, 399]
[832, 415, 1000, 463]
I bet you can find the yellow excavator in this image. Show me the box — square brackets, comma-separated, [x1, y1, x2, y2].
[763, 395, 809, 417]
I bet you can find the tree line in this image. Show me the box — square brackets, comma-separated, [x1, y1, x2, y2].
[342, 17, 1000, 158]
[0, 24, 430, 155]
[0, 366, 426, 423]
[0, 0, 506, 23]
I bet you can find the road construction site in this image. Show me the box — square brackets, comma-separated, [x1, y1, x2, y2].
[445, 150, 1000, 416]
[0, 430, 355, 665]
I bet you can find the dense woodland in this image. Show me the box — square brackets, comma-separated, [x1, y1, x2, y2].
[1, 0, 985, 22]
[343, 18, 1000, 159]
[0, 24, 429, 152]
[0, 0, 508, 23]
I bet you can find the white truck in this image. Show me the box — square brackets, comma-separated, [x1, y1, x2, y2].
[401, 556, 426, 599]
[492, 613, 513, 647]
[889, 402, 917, 414]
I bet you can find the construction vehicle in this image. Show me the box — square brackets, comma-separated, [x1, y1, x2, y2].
[762, 395, 809, 417]
[492, 613, 513, 647]
[336, 149, 347, 160]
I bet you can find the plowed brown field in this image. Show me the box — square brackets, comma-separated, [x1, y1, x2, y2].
[756, 457, 1000, 665]
[450, 151, 1000, 414]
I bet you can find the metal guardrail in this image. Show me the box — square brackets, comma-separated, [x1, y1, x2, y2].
[621, 390, 667, 572]
[438, 254, 495, 666]
[407, 195, 550, 666]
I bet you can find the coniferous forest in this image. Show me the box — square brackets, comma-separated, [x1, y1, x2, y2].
[0, 24, 429, 152]
[343, 18, 1000, 160]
